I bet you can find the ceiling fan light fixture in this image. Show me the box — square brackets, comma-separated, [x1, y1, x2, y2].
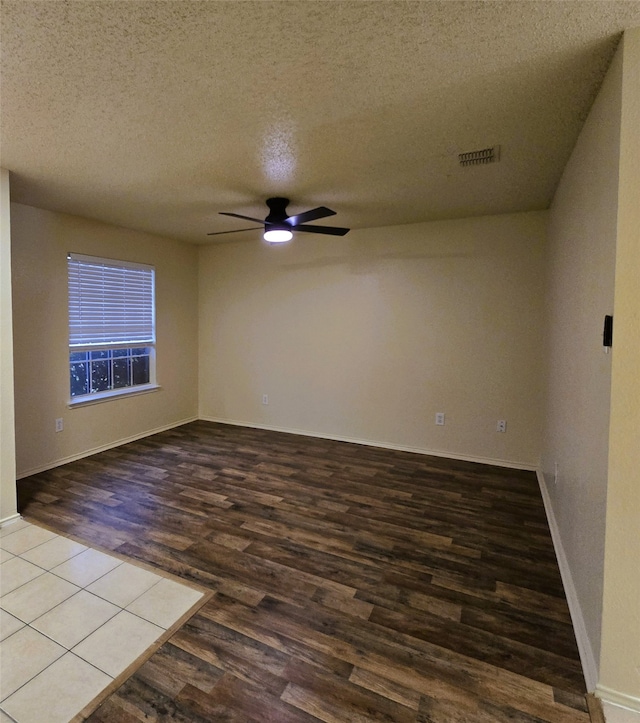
[264, 227, 293, 244]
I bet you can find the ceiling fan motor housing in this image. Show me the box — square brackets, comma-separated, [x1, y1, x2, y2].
[265, 197, 291, 228]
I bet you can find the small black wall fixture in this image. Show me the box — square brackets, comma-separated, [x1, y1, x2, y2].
[603, 315, 614, 350]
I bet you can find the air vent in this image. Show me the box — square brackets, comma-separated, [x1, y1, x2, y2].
[458, 146, 500, 167]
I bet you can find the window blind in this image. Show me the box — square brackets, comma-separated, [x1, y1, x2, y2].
[68, 253, 155, 347]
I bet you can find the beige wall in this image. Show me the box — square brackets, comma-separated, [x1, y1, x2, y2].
[199, 211, 546, 467]
[599, 27, 640, 712]
[1, 169, 18, 524]
[540, 43, 622, 682]
[11, 204, 199, 477]
[542, 27, 640, 715]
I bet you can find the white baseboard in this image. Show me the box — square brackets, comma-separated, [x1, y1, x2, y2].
[16, 416, 198, 479]
[0, 512, 22, 527]
[598, 687, 640, 718]
[536, 468, 598, 692]
[199, 416, 537, 471]
[17, 415, 537, 480]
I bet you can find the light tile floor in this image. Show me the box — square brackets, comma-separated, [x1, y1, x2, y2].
[0, 518, 204, 723]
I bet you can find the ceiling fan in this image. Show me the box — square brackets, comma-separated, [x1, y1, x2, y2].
[207, 197, 350, 243]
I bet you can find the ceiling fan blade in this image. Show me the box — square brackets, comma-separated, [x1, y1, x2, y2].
[287, 206, 336, 227]
[207, 226, 262, 236]
[220, 212, 266, 224]
[294, 224, 350, 236]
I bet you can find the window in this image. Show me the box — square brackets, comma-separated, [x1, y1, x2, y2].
[68, 253, 156, 402]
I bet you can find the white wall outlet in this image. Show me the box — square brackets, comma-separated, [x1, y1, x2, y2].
[497, 419, 507, 433]
[55, 418, 64, 432]
[435, 412, 445, 426]
[262, 394, 269, 405]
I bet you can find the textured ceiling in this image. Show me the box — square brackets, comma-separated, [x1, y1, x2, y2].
[2, 1, 640, 244]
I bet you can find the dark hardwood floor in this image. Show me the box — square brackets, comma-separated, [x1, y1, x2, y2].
[18, 421, 590, 722]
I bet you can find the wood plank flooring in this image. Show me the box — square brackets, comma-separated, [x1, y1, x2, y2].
[17, 421, 590, 722]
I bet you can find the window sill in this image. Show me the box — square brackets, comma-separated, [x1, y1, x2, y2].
[68, 384, 161, 408]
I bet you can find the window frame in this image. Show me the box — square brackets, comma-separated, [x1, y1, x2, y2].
[67, 253, 158, 406]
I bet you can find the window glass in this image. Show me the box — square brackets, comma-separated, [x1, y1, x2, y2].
[68, 347, 152, 398]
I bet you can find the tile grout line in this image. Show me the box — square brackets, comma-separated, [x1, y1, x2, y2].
[1, 649, 112, 708]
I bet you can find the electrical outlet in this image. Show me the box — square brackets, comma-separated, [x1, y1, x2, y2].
[497, 420, 507, 433]
[55, 418, 64, 432]
[262, 394, 269, 405]
[435, 413, 445, 426]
